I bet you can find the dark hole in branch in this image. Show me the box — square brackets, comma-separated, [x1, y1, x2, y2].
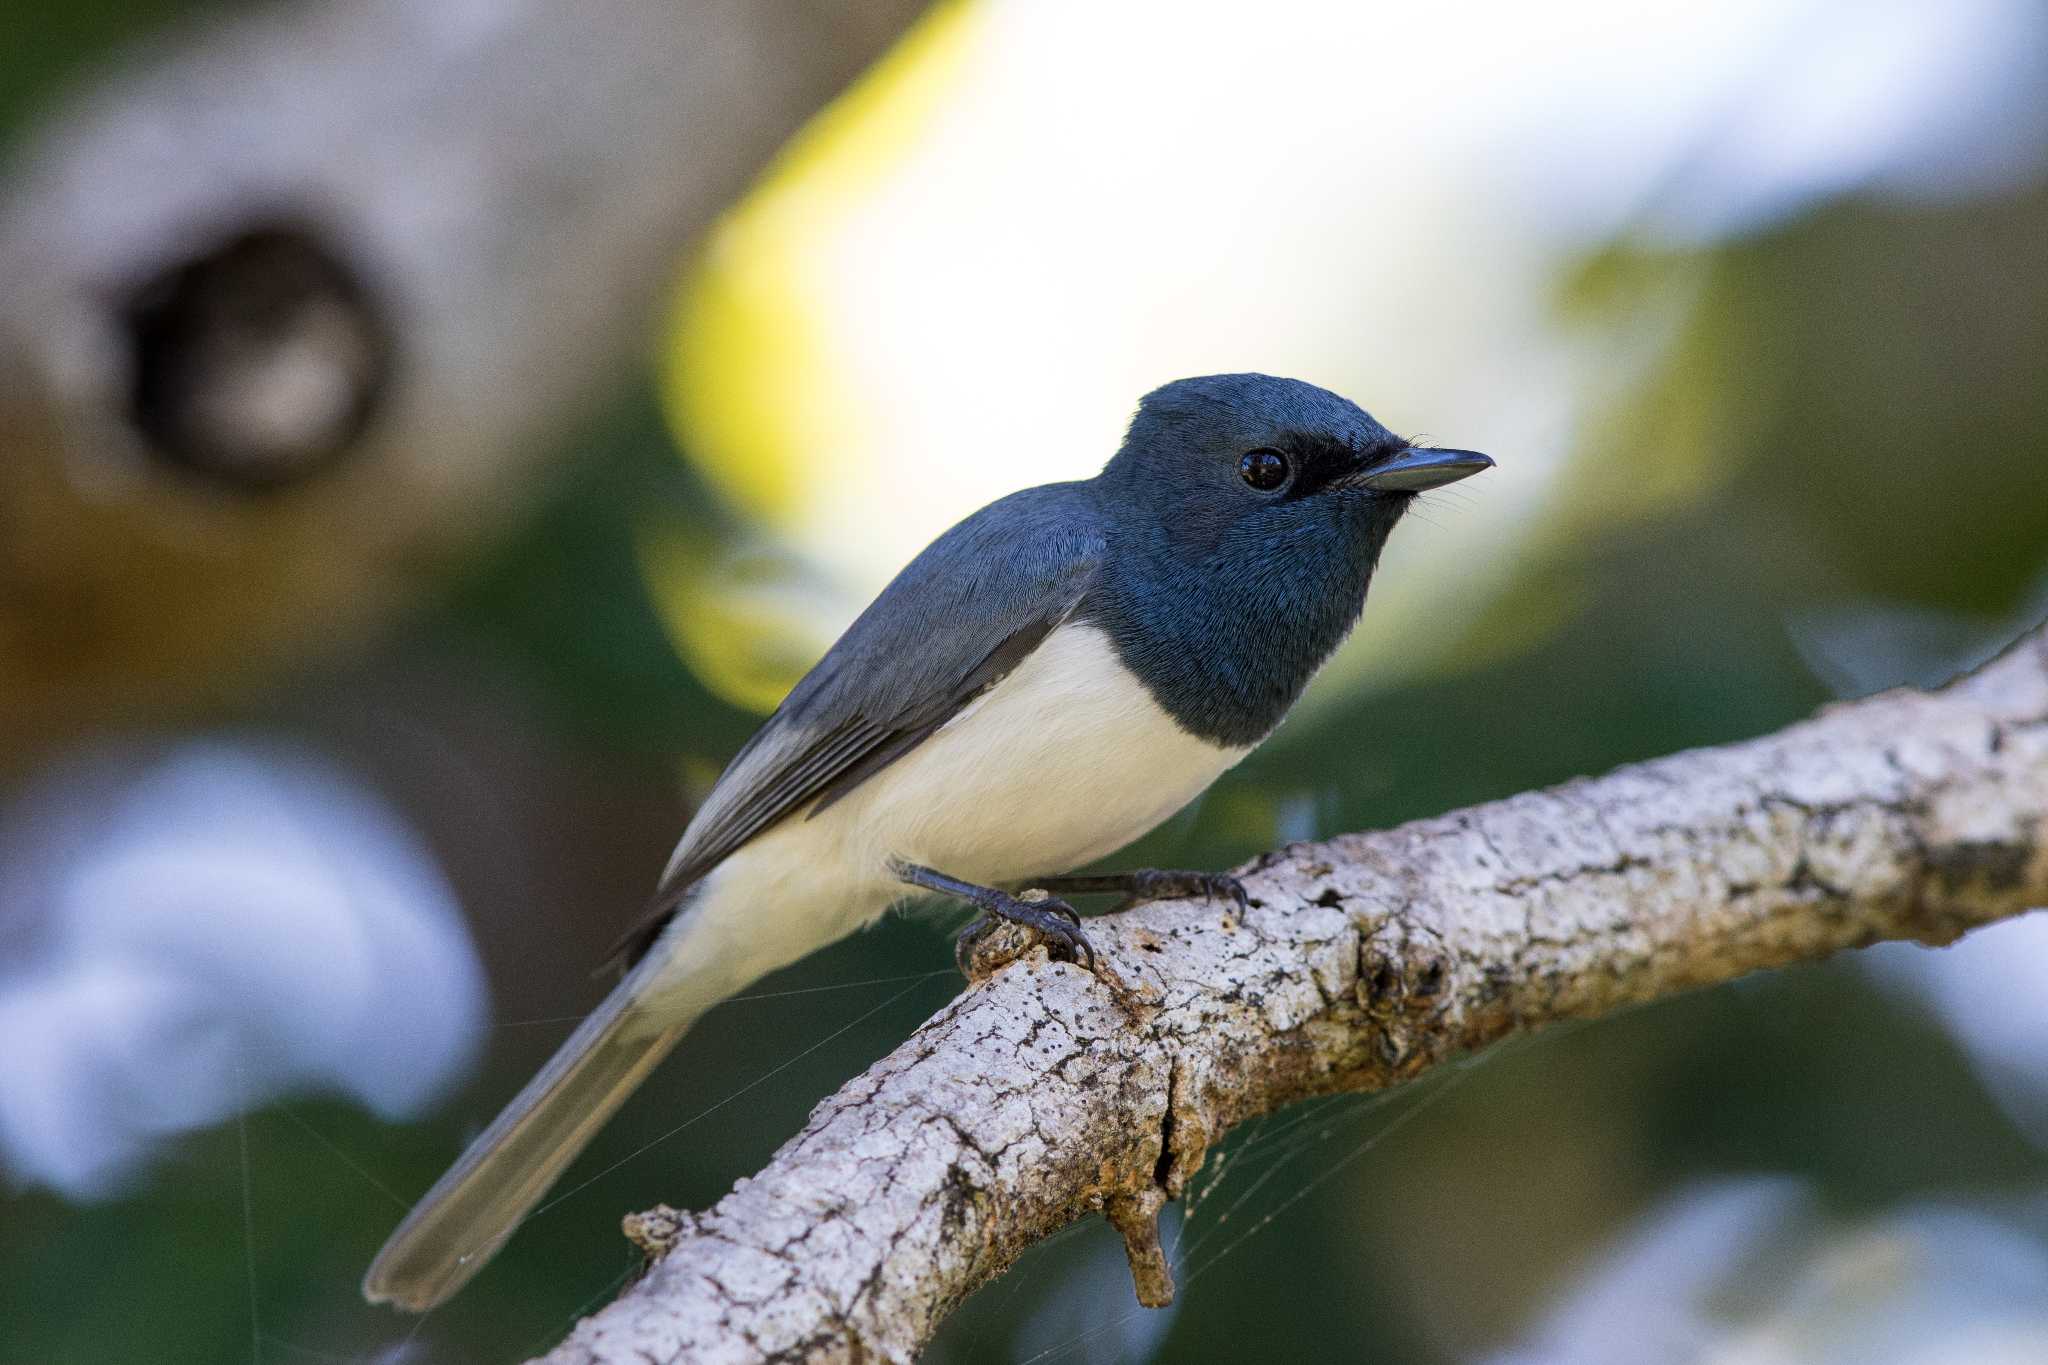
[123, 223, 392, 492]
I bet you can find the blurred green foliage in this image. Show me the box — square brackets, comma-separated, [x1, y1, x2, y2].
[0, 0, 222, 139]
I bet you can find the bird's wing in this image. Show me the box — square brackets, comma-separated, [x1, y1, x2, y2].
[609, 483, 1104, 964]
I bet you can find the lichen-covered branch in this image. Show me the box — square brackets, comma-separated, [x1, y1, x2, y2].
[537, 628, 2048, 1364]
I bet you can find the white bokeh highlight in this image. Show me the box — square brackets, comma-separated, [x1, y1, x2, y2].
[0, 740, 486, 1199]
[1491, 1178, 2048, 1365]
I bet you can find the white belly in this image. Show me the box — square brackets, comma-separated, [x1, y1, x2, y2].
[844, 620, 1251, 884]
[664, 622, 1249, 994]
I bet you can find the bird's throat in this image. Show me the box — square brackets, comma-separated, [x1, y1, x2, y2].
[1083, 506, 1394, 746]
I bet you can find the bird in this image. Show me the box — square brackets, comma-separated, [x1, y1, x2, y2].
[362, 372, 1493, 1310]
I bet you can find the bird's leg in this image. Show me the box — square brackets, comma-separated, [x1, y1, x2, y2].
[892, 860, 1096, 975]
[1029, 868, 1249, 915]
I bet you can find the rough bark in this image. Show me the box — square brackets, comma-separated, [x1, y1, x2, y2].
[533, 630, 2048, 1362]
[0, 0, 928, 763]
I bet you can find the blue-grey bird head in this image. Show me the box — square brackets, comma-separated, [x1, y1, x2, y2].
[1086, 373, 1492, 746]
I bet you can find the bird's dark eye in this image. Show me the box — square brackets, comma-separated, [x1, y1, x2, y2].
[1238, 448, 1290, 491]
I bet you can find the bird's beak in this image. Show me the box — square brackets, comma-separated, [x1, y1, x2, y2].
[1351, 446, 1494, 493]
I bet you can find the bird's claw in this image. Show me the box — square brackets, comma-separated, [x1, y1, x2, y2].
[1031, 894, 1086, 927]
[954, 891, 1095, 977]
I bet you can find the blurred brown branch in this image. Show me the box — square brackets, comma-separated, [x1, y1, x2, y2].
[532, 626, 2048, 1364]
[0, 0, 927, 767]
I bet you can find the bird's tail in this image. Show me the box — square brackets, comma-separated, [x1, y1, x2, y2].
[361, 948, 717, 1312]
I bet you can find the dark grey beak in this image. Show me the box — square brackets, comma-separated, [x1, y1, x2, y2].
[1356, 446, 1494, 493]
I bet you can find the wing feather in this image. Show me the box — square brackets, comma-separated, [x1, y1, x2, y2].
[606, 484, 1103, 965]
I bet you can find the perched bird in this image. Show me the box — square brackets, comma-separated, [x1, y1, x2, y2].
[363, 373, 1492, 1309]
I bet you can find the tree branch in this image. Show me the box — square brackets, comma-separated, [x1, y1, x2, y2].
[535, 627, 2048, 1363]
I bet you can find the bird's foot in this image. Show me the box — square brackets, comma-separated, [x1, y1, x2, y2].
[1031, 867, 1249, 915]
[893, 861, 1097, 979]
[953, 888, 1095, 976]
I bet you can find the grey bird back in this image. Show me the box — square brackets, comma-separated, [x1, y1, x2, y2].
[612, 482, 1105, 961]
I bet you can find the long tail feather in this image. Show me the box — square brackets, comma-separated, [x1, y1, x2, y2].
[361, 956, 707, 1311]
